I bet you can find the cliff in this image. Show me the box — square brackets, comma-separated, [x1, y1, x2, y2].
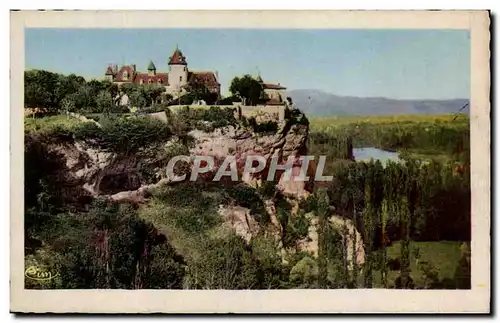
[25, 108, 364, 268]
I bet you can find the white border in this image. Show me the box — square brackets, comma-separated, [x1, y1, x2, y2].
[9, 10, 491, 314]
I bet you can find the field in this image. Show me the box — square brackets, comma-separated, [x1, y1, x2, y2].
[373, 241, 466, 289]
[308, 113, 470, 163]
[309, 113, 468, 131]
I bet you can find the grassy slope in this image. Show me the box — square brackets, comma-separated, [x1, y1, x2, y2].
[24, 115, 83, 133]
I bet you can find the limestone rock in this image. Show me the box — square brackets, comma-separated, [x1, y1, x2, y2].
[217, 205, 260, 243]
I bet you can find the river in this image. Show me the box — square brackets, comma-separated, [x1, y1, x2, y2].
[352, 147, 401, 166]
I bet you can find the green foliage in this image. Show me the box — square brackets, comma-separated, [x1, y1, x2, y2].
[153, 186, 221, 233]
[289, 256, 318, 288]
[218, 95, 241, 105]
[24, 70, 124, 114]
[310, 115, 469, 161]
[186, 234, 274, 289]
[25, 199, 186, 289]
[285, 107, 309, 126]
[184, 78, 218, 104]
[248, 117, 279, 134]
[167, 106, 238, 133]
[73, 116, 171, 153]
[96, 90, 114, 115]
[222, 184, 269, 223]
[285, 212, 310, 244]
[229, 74, 266, 106]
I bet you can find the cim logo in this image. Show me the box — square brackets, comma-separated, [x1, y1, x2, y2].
[25, 266, 59, 282]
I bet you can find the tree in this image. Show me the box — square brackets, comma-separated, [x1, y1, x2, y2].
[316, 189, 330, 288]
[128, 87, 148, 108]
[185, 77, 210, 103]
[143, 84, 166, 106]
[96, 90, 114, 115]
[229, 74, 264, 106]
[60, 96, 76, 114]
[24, 70, 59, 112]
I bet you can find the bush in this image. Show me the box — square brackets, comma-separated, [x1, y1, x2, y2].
[283, 212, 310, 247]
[26, 200, 186, 289]
[73, 116, 171, 153]
[186, 234, 261, 289]
[248, 117, 279, 134]
[218, 95, 241, 105]
[387, 257, 401, 271]
[289, 256, 318, 288]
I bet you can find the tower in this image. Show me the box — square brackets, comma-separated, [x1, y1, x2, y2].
[168, 46, 188, 93]
[147, 60, 156, 76]
[105, 65, 114, 82]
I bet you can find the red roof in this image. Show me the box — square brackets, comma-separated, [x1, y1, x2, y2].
[108, 61, 219, 90]
[263, 83, 286, 90]
[113, 65, 136, 82]
[135, 73, 168, 85]
[168, 48, 187, 65]
[188, 71, 219, 89]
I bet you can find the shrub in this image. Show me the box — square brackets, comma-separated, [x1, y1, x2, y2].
[387, 257, 402, 271]
[73, 116, 171, 153]
[289, 256, 318, 288]
[248, 117, 279, 134]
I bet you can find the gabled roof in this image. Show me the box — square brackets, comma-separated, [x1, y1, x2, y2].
[188, 71, 220, 88]
[113, 65, 136, 82]
[135, 72, 168, 85]
[168, 47, 187, 65]
[147, 60, 156, 71]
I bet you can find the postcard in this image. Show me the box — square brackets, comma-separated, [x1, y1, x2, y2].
[10, 10, 490, 314]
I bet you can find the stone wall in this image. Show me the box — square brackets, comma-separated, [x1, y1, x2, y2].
[236, 105, 285, 122]
[147, 111, 168, 123]
[167, 104, 286, 122]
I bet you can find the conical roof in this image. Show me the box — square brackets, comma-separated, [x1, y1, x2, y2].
[105, 66, 114, 75]
[168, 46, 187, 65]
[147, 60, 156, 71]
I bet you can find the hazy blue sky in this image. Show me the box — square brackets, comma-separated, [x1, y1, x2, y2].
[25, 28, 470, 99]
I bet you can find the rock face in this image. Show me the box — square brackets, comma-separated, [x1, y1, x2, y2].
[217, 205, 260, 243]
[188, 117, 310, 198]
[27, 110, 367, 270]
[296, 214, 365, 269]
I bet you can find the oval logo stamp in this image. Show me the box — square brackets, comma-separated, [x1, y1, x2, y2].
[24, 266, 59, 282]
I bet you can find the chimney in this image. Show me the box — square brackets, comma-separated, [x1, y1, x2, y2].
[132, 64, 136, 72]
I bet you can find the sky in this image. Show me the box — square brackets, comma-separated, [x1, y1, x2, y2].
[25, 28, 470, 100]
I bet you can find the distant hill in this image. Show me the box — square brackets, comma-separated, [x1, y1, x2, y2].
[287, 89, 469, 116]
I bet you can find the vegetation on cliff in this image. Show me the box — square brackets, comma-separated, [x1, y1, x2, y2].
[23, 70, 471, 290]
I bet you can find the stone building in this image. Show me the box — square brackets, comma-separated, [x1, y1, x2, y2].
[255, 75, 287, 106]
[104, 46, 221, 99]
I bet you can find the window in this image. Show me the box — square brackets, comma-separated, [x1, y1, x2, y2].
[183, 67, 186, 72]
[139, 79, 144, 84]
[123, 71, 128, 80]
[180, 76, 183, 82]
[148, 79, 153, 84]
[158, 79, 163, 84]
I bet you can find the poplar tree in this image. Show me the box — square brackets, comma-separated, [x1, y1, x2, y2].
[316, 189, 330, 288]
